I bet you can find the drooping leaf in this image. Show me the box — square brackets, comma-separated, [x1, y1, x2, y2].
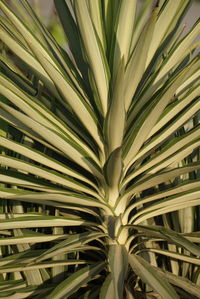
[46, 262, 106, 299]
[129, 254, 179, 299]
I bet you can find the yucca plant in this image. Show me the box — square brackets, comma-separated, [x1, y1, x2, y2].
[0, 0, 200, 298]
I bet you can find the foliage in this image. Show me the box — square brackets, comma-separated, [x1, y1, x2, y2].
[0, 0, 200, 298]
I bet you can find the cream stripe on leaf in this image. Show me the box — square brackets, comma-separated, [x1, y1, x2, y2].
[112, 0, 136, 73]
[123, 58, 199, 170]
[74, 0, 110, 117]
[124, 7, 158, 111]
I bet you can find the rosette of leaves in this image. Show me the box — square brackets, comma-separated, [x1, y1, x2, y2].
[0, 0, 200, 298]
